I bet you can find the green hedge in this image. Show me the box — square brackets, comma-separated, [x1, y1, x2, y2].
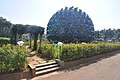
[61, 43, 120, 61]
[0, 37, 10, 45]
[38, 42, 120, 61]
[0, 44, 27, 73]
[38, 44, 61, 58]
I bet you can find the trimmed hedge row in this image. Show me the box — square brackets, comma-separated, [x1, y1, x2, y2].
[38, 42, 120, 61]
[0, 44, 27, 73]
[0, 37, 10, 45]
[38, 44, 61, 58]
[61, 43, 120, 61]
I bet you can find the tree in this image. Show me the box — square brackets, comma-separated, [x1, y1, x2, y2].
[94, 28, 120, 42]
[95, 30, 101, 41]
[0, 17, 12, 37]
[47, 7, 94, 43]
[116, 29, 120, 41]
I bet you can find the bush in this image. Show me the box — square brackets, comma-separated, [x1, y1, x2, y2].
[38, 42, 62, 59]
[0, 44, 27, 73]
[61, 43, 120, 61]
[0, 37, 10, 45]
[38, 42, 120, 61]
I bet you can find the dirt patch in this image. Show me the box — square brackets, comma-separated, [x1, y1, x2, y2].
[27, 50, 54, 66]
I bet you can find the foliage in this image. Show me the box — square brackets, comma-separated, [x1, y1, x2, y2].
[11, 24, 44, 35]
[38, 41, 62, 59]
[10, 24, 44, 50]
[47, 6, 94, 43]
[60, 43, 120, 61]
[95, 28, 120, 42]
[24, 41, 30, 46]
[38, 42, 120, 61]
[0, 44, 27, 73]
[0, 17, 12, 37]
[0, 37, 10, 45]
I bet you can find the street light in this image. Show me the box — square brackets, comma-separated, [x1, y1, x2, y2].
[57, 42, 63, 59]
[17, 41, 24, 47]
[58, 42, 63, 46]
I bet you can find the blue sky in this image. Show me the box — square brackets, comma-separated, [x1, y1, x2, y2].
[0, 0, 120, 30]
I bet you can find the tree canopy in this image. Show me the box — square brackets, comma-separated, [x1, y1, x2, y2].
[0, 17, 12, 37]
[11, 24, 44, 35]
[47, 6, 94, 43]
[95, 28, 120, 42]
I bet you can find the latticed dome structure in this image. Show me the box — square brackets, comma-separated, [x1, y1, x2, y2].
[47, 6, 94, 43]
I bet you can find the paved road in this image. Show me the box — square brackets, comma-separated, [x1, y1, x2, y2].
[33, 51, 120, 80]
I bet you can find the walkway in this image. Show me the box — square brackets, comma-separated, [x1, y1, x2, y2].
[26, 45, 54, 65]
[32, 50, 120, 80]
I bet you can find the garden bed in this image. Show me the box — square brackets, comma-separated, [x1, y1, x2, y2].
[0, 68, 31, 80]
[38, 42, 120, 61]
[58, 50, 120, 69]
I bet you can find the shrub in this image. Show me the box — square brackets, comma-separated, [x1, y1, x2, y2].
[60, 43, 120, 61]
[0, 44, 27, 73]
[38, 42, 120, 61]
[0, 37, 10, 45]
[38, 43, 60, 59]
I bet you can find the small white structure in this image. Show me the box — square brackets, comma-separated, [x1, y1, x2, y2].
[81, 42, 86, 45]
[58, 42, 63, 46]
[17, 41, 24, 46]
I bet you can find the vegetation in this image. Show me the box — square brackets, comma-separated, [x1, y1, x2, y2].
[0, 17, 44, 51]
[38, 43, 61, 59]
[0, 15, 119, 74]
[0, 17, 12, 37]
[95, 28, 120, 42]
[10, 24, 44, 50]
[38, 42, 120, 61]
[0, 37, 10, 46]
[47, 6, 94, 43]
[0, 44, 27, 73]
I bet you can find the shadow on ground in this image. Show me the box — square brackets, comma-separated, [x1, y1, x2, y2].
[58, 50, 120, 72]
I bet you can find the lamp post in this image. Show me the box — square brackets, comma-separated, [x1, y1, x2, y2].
[17, 41, 24, 48]
[58, 42, 63, 46]
[57, 42, 63, 59]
